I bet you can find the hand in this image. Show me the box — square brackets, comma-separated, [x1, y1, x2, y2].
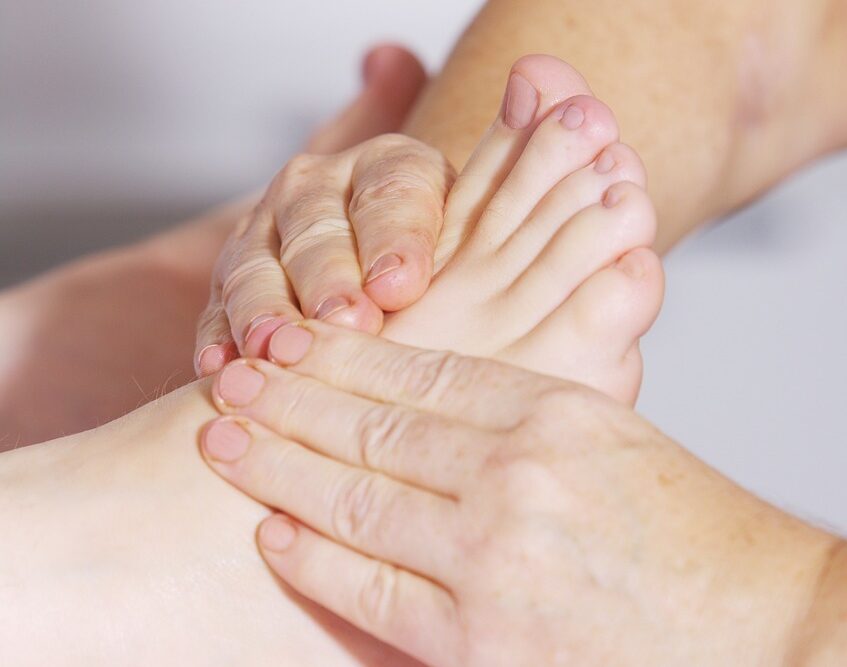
[194, 133, 454, 374]
[200, 321, 843, 666]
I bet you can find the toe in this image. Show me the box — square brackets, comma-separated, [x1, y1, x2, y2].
[469, 94, 620, 250]
[497, 142, 647, 270]
[501, 246, 664, 404]
[497, 181, 657, 316]
[439, 56, 592, 258]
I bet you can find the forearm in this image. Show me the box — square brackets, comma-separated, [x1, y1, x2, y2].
[403, 0, 847, 251]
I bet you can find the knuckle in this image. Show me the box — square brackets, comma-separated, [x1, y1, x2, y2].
[356, 406, 429, 470]
[331, 472, 381, 544]
[358, 562, 399, 629]
[365, 132, 415, 154]
[219, 255, 276, 304]
[389, 350, 476, 405]
[350, 174, 439, 219]
[268, 153, 322, 195]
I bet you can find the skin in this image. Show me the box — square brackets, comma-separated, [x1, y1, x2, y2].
[0, 57, 667, 663]
[1, 59, 668, 664]
[199, 0, 847, 364]
[404, 0, 847, 251]
[1, 329, 844, 665]
[200, 56, 665, 406]
[202, 322, 847, 666]
[0, 45, 427, 450]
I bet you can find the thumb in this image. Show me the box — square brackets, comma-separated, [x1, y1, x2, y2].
[305, 44, 427, 154]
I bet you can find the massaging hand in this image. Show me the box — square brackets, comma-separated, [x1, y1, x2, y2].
[194, 134, 455, 375]
[200, 321, 840, 666]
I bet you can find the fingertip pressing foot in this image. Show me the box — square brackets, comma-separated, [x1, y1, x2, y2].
[196, 341, 239, 378]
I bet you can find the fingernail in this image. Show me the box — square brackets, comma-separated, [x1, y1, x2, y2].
[502, 72, 539, 129]
[197, 344, 228, 376]
[365, 253, 403, 284]
[560, 104, 585, 130]
[315, 296, 350, 321]
[594, 150, 617, 174]
[217, 363, 265, 407]
[269, 325, 314, 366]
[203, 419, 250, 462]
[245, 315, 289, 358]
[603, 186, 622, 208]
[259, 516, 297, 553]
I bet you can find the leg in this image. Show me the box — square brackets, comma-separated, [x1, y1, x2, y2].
[403, 0, 847, 251]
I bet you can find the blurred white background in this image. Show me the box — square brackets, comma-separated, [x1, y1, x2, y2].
[1, 1, 845, 531]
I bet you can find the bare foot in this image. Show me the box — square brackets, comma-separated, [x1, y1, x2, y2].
[384, 56, 663, 404]
[0, 384, 421, 666]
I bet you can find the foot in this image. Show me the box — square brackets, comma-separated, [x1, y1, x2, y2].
[384, 56, 664, 405]
[0, 385, 421, 666]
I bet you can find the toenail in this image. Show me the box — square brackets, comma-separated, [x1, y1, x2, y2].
[617, 253, 647, 280]
[197, 344, 228, 377]
[594, 151, 617, 174]
[603, 186, 623, 208]
[269, 324, 314, 366]
[315, 296, 350, 321]
[365, 253, 403, 284]
[203, 419, 251, 463]
[259, 515, 297, 553]
[559, 104, 585, 130]
[502, 72, 539, 130]
[245, 315, 289, 358]
[217, 363, 265, 407]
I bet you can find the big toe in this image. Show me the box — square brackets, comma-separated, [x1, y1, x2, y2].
[436, 55, 593, 267]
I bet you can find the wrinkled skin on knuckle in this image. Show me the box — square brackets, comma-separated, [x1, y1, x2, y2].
[265, 152, 323, 200]
[350, 173, 443, 227]
[355, 404, 420, 470]
[331, 471, 382, 545]
[382, 349, 479, 405]
[358, 561, 400, 630]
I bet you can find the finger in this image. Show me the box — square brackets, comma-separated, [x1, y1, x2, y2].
[200, 416, 459, 580]
[194, 300, 238, 377]
[211, 359, 486, 495]
[349, 134, 454, 311]
[194, 259, 239, 376]
[218, 208, 304, 357]
[268, 156, 384, 334]
[267, 321, 556, 429]
[257, 514, 460, 667]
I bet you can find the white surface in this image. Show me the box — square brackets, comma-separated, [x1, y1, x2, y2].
[2, 0, 846, 531]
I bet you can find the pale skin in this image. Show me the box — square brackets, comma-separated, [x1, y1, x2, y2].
[4, 0, 846, 445]
[200, 55, 664, 406]
[201, 321, 847, 667]
[196, 0, 847, 373]
[0, 66, 842, 665]
[1, 62, 666, 665]
[0, 3, 838, 664]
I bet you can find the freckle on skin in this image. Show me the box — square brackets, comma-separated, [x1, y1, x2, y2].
[657, 472, 674, 487]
